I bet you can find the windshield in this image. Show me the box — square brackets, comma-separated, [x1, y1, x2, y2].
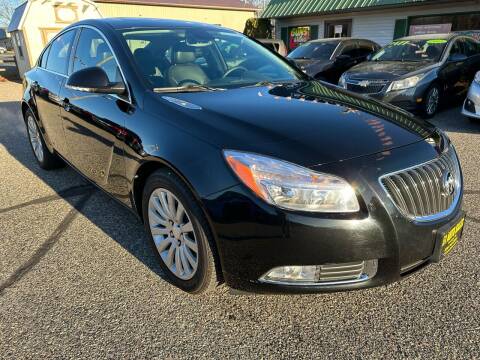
[371, 39, 447, 62]
[118, 28, 304, 91]
[288, 42, 339, 60]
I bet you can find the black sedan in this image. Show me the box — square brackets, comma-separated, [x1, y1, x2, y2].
[287, 38, 380, 83]
[339, 34, 480, 117]
[22, 18, 465, 294]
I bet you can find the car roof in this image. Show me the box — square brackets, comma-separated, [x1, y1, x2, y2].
[309, 37, 374, 43]
[71, 17, 228, 31]
[398, 33, 456, 41]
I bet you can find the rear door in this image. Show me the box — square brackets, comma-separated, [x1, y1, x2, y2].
[441, 39, 468, 97]
[60, 27, 132, 198]
[31, 29, 77, 156]
[462, 38, 480, 84]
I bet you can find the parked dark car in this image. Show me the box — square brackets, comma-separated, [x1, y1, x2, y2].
[339, 34, 480, 117]
[22, 18, 465, 294]
[287, 38, 380, 83]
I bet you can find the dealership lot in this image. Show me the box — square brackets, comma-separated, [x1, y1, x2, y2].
[1, 62, 479, 359]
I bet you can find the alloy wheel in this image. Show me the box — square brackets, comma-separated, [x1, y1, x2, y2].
[148, 188, 199, 280]
[426, 87, 439, 116]
[27, 115, 44, 163]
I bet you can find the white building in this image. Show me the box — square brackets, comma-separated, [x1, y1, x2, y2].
[261, 0, 480, 52]
[7, 0, 102, 78]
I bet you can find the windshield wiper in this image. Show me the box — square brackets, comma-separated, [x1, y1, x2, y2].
[153, 84, 226, 93]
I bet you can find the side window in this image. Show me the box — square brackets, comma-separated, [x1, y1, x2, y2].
[450, 40, 465, 56]
[463, 39, 479, 57]
[39, 46, 50, 68]
[357, 42, 376, 57]
[72, 28, 122, 83]
[341, 43, 358, 57]
[46, 30, 76, 75]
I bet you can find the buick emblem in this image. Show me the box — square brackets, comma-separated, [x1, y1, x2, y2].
[442, 171, 455, 197]
[358, 80, 370, 87]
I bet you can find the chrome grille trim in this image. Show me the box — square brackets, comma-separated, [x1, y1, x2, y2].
[380, 147, 461, 222]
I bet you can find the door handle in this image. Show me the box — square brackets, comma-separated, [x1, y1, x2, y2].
[63, 98, 71, 112]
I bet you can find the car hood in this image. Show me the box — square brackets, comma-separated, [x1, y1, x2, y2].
[153, 81, 436, 168]
[346, 61, 435, 80]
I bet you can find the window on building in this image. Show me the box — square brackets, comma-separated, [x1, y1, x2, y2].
[72, 28, 122, 83]
[46, 30, 76, 75]
[409, 13, 480, 35]
[324, 20, 352, 38]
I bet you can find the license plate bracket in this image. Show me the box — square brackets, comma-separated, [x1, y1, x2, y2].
[431, 212, 465, 263]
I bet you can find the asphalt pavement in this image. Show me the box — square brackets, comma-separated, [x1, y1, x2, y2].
[1, 56, 479, 358]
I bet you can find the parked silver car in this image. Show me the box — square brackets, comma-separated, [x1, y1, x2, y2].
[463, 71, 480, 120]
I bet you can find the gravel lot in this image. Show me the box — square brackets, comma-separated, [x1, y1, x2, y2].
[1, 54, 479, 359]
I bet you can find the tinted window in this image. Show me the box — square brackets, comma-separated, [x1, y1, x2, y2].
[46, 30, 76, 74]
[73, 28, 122, 83]
[463, 38, 480, 57]
[450, 40, 465, 56]
[341, 43, 358, 57]
[39, 46, 50, 68]
[372, 39, 447, 62]
[288, 41, 339, 60]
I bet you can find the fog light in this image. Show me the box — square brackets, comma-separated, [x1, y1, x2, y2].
[260, 260, 377, 286]
[263, 266, 318, 283]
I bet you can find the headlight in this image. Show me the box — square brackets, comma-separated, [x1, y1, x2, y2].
[223, 150, 360, 213]
[338, 74, 347, 89]
[387, 75, 422, 92]
[475, 71, 480, 84]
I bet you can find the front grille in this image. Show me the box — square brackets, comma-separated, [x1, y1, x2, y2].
[346, 79, 389, 94]
[380, 148, 461, 221]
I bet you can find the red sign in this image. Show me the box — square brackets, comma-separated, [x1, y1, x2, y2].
[409, 24, 452, 36]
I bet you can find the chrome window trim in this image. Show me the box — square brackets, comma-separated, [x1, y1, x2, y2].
[378, 146, 462, 223]
[41, 24, 133, 105]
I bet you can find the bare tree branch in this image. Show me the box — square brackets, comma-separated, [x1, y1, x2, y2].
[0, 0, 21, 28]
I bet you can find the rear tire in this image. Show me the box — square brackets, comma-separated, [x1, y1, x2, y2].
[421, 84, 441, 118]
[142, 169, 219, 294]
[24, 109, 64, 170]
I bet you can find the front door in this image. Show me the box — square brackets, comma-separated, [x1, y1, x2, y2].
[32, 29, 77, 156]
[60, 27, 132, 201]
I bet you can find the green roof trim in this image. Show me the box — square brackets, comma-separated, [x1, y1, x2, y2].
[261, 0, 433, 18]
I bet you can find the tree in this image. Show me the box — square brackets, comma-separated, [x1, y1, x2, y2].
[243, 17, 272, 39]
[241, 0, 271, 9]
[0, 0, 21, 28]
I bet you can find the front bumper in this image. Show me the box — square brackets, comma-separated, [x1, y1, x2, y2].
[203, 140, 464, 294]
[462, 81, 480, 119]
[369, 83, 429, 113]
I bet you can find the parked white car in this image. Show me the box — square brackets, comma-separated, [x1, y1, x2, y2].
[462, 71, 480, 120]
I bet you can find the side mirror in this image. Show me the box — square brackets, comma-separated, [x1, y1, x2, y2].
[366, 53, 373, 61]
[448, 53, 467, 62]
[66, 67, 126, 95]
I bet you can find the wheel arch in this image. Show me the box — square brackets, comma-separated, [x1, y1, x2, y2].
[133, 158, 225, 282]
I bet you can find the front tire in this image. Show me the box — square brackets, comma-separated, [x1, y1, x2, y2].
[142, 169, 219, 294]
[421, 84, 441, 118]
[24, 110, 63, 169]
